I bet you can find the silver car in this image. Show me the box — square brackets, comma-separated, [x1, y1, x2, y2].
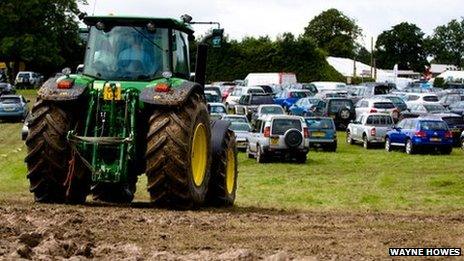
[247, 115, 310, 163]
[229, 121, 252, 150]
[346, 113, 394, 149]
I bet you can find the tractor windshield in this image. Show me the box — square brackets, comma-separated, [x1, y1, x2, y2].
[83, 26, 169, 81]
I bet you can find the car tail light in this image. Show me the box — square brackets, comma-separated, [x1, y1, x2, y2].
[445, 131, 453, 138]
[154, 82, 170, 92]
[263, 126, 271, 137]
[370, 128, 376, 136]
[303, 127, 310, 138]
[57, 79, 73, 89]
[369, 109, 377, 113]
[415, 130, 427, 138]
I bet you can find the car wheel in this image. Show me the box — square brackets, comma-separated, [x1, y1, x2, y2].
[346, 131, 354, 145]
[441, 146, 452, 155]
[405, 139, 415, 154]
[296, 153, 307, 163]
[385, 137, 392, 152]
[363, 135, 370, 149]
[246, 144, 254, 159]
[256, 145, 266, 163]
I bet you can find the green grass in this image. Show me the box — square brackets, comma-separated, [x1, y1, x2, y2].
[2, 89, 464, 213]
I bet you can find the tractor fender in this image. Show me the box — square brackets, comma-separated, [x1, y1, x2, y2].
[139, 81, 204, 106]
[38, 77, 87, 101]
[211, 120, 232, 156]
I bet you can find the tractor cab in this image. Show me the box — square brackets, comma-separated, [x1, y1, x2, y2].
[83, 16, 193, 83]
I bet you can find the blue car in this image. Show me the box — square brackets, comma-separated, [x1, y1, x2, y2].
[289, 97, 323, 116]
[274, 89, 311, 111]
[385, 117, 453, 154]
[305, 117, 337, 151]
[0, 95, 29, 121]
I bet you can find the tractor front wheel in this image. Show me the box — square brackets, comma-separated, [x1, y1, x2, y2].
[25, 100, 90, 204]
[146, 92, 211, 209]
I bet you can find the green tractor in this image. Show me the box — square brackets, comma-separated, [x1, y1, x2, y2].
[25, 15, 238, 208]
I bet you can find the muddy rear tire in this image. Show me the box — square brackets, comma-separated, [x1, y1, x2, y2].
[145, 92, 211, 209]
[25, 100, 90, 204]
[206, 129, 238, 207]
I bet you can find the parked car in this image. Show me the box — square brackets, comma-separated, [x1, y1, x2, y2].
[314, 90, 348, 99]
[204, 86, 222, 98]
[427, 113, 464, 146]
[208, 102, 227, 120]
[354, 83, 396, 99]
[449, 101, 464, 116]
[0, 95, 30, 121]
[229, 121, 252, 151]
[346, 113, 394, 149]
[204, 90, 221, 103]
[251, 104, 285, 126]
[235, 93, 274, 120]
[247, 115, 310, 163]
[439, 93, 464, 108]
[385, 117, 453, 154]
[225, 86, 264, 109]
[355, 98, 400, 122]
[14, 71, 41, 88]
[401, 103, 448, 118]
[220, 86, 235, 101]
[310, 81, 347, 92]
[305, 117, 337, 151]
[273, 89, 312, 111]
[311, 98, 356, 130]
[0, 83, 15, 95]
[404, 93, 439, 107]
[376, 94, 408, 112]
[289, 97, 323, 116]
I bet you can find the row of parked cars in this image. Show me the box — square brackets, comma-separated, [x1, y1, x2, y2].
[204, 81, 464, 163]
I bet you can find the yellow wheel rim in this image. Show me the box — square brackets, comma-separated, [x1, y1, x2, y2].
[191, 123, 208, 187]
[226, 147, 236, 194]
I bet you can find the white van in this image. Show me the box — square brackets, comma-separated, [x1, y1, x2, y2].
[244, 73, 297, 86]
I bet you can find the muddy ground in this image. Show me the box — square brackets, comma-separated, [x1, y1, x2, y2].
[1, 200, 463, 260]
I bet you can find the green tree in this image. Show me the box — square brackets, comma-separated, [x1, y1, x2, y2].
[303, 8, 362, 58]
[427, 19, 464, 67]
[0, 0, 86, 81]
[375, 22, 428, 72]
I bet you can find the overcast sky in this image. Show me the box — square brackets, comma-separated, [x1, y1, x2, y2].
[79, 0, 463, 48]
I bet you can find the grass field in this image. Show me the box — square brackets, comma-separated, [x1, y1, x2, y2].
[2, 90, 464, 214]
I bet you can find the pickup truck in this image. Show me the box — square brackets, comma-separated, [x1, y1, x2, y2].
[346, 113, 394, 149]
[235, 93, 274, 120]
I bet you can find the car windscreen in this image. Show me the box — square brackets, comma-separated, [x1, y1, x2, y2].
[374, 85, 392, 95]
[18, 73, 30, 78]
[423, 96, 439, 102]
[210, 105, 225, 113]
[261, 106, 284, 114]
[366, 115, 393, 125]
[329, 100, 352, 113]
[250, 95, 274, 105]
[223, 117, 247, 123]
[305, 118, 334, 129]
[205, 93, 220, 102]
[248, 89, 264, 94]
[442, 117, 464, 126]
[272, 119, 302, 135]
[290, 91, 309, 98]
[419, 121, 448, 131]
[373, 102, 395, 109]
[424, 104, 446, 113]
[229, 122, 251, 132]
[0, 97, 21, 104]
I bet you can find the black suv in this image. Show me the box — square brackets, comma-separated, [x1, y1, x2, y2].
[311, 98, 355, 129]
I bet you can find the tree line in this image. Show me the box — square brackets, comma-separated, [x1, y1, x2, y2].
[0, 1, 463, 83]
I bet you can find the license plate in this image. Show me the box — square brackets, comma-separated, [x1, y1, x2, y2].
[312, 131, 325, 138]
[430, 137, 441, 142]
[3, 107, 15, 111]
[452, 128, 460, 133]
[103, 84, 122, 101]
[270, 137, 279, 145]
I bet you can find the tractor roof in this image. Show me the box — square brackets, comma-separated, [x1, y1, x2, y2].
[83, 16, 194, 35]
